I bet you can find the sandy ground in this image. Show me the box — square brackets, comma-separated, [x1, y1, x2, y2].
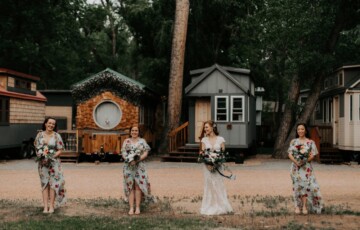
[1, 155, 359, 210]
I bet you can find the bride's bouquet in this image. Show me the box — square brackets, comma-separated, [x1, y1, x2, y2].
[198, 149, 235, 180]
[35, 145, 56, 167]
[198, 148, 227, 172]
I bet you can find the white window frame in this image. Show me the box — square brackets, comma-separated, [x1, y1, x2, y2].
[230, 95, 245, 122]
[215, 96, 228, 122]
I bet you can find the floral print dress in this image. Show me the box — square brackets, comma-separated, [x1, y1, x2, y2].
[121, 138, 155, 202]
[288, 138, 323, 213]
[34, 132, 66, 207]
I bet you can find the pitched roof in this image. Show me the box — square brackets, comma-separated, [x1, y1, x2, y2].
[0, 86, 46, 102]
[185, 64, 250, 94]
[71, 68, 157, 105]
[0, 68, 40, 81]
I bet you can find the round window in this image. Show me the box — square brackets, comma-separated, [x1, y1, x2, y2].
[93, 101, 122, 129]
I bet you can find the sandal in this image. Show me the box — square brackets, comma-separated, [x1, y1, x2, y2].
[295, 207, 301, 214]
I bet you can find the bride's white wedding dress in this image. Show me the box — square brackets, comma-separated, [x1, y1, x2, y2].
[200, 136, 233, 215]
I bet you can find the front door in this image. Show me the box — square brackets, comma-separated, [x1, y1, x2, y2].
[195, 98, 211, 142]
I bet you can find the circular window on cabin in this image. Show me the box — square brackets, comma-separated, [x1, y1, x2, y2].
[93, 101, 122, 130]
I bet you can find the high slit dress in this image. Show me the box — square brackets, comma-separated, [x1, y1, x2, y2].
[121, 138, 155, 203]
[288, 138, 323, 213]
[35, 132, 66, 207]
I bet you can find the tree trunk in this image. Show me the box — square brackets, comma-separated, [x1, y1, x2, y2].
[159, 0, 189, 153]
[272, 74, 300, 158]
[272, 0, 354, 158]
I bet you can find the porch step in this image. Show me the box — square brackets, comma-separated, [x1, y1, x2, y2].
[161, 145, 199, 163]
[320, 147, 343, 164]
[60, 151, 79, 163]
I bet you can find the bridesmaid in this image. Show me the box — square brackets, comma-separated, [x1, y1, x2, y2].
[34, 117, 66, 213]
[121, 125, 155, 215]
[199, 120, 233, 215]
[288, 123, 323, 214]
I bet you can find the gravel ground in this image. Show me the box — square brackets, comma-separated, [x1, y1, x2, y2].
[1, 155, 359, 211]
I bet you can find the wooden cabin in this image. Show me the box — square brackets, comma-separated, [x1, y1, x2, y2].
[0, 68, 46, 157]
[310, 65, 360, 163]
[71, 68, 162, 158]
[163, 64, 257, 163]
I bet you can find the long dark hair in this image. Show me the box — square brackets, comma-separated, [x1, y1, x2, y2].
[295, 123, 310, 138]
[41, 117, 58, 132]
[199, 120, 219, 140]
[129, 125, 142, 138]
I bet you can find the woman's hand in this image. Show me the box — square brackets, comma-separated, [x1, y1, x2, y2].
[296, 160, 305, 167]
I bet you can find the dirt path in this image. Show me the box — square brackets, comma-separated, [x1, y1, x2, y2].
[1, 155, 359, 210]
[1, 155, 360, 229]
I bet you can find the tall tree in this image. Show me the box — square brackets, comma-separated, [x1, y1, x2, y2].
[166, 0, 189, 136]
[273, 0, 359, 158]
[274, 0, 360, 158]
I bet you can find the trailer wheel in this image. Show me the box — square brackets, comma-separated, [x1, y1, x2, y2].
[20, 142, 35, 159]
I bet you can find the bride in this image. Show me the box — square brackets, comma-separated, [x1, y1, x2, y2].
[199, 120, 233, 215]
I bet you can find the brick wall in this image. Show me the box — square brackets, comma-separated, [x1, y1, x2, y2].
[76, 91, 138, 130]
[10, 98, 45, 123]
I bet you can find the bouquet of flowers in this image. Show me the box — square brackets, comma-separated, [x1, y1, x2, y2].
[125, 149, 141, 164]
[198, 148, 228, 172]
[35, 145, 56, 167]
[291, 142, 312, 165]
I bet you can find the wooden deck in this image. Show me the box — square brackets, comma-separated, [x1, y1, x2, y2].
[161, 145, 199, 162]
[60, 151, 79, 163]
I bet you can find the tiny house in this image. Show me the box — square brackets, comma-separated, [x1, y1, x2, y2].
[163, 64, 258, 162]
[311, 65, 360, 162]
[71, 68, 162, 158]
[186, 64, 256, 148]
[0, 68, 46, 157]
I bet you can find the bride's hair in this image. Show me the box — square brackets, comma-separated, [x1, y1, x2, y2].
[199, 120, 219, 141]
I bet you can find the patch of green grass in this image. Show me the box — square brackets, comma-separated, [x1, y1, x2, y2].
[322, 204, 360, 216]
[1, 216, 218, 230]
[73, 197, 126, 209]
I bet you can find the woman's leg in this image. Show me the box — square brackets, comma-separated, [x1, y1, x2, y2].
[49, 188, 56, 213]
[134, 183, 142, 214]
[42, 185, 49, 213]
[301, 196, 308, 214]
[128, 186, 135, 215]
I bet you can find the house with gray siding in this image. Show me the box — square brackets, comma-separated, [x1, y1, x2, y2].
[163, 64, 259, 163]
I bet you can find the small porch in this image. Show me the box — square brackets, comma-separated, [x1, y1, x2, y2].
[310, 126, 342, 164]
[161, 122, 199, 162]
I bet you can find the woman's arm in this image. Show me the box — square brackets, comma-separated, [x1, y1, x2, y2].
[220, 142, 225, 152]
[199, 142, 205, 155]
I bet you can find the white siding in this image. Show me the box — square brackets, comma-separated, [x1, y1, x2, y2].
[338, 93, 360, 151]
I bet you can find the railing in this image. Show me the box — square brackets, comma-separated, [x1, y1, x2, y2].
[317, 126, 333, 147]
[168, 122, 189, 152]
